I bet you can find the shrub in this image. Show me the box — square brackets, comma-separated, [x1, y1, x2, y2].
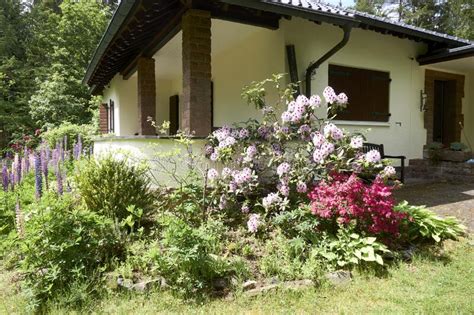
[152, 216, 246, 296]
[204, 76, 397, 233]
[19, 194, 122, 307]
[309, 173, 406, 238]
[395, 201, 465, 243]
[41, 122, 96, 151]
[75, 156, 154, 222]
[311, 227, 390, 269]
[260, 232, 322, 281]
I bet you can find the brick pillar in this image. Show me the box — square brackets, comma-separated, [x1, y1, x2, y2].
[182, 10, 212, 136]
[137, 57, 156, 135]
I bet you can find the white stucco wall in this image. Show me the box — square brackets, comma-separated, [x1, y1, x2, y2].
[99, 17, 474, 162]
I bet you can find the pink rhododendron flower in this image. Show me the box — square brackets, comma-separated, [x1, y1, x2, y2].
[241, 204, 250, 214]
[278, 184, 290, 196]
[239, 128, 250, 139]
[247, 214, 262, 233]
[366, 149, 381, 163]
[222, 167, 232, 178]
[337, 92, 348, 104]
[262, 192, 282, 209]
[309, 95, 321, 108]
[381, 165, 396, 178]
[246, 145, 257, 158]
[312, 132, 326, 147]
[296, 181, 308, 193]
[277, 162, 291, 177]
[210, 152, 219, 161]
[350, 136, 364, 149]
[323, 86, 337, 103]
[281, 111, 292, 122]
[296, 95, 309, 107]
[313, 149, 325, 163]
[207, 168, 219, 181]
[309, 173, 405, 236]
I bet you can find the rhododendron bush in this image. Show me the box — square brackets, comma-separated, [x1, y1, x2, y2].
[203, 75, 397, 236]
[309, 173, 406, 237]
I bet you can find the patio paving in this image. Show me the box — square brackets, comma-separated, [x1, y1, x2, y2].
[394, 181, 474, 231]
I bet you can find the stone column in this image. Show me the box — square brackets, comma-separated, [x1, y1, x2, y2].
[182, 9, 212, 136]
[137, 57, 156, 135]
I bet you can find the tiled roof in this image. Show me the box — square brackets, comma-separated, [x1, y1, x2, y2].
[266, 0, 472, 46]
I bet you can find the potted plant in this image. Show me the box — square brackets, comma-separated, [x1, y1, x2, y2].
[423, 142, 472, 163]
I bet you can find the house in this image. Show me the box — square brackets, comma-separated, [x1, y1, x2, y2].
[84, 0, 474, 179]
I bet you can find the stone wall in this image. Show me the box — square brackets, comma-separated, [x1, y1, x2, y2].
[407, 159, 474, 182]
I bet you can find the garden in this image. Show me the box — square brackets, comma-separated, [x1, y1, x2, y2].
[0, 77, 469, 313]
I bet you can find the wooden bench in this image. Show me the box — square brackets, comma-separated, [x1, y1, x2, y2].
[362, 143, 406, 183]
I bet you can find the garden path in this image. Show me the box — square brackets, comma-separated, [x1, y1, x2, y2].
[394, 181, 474, 231]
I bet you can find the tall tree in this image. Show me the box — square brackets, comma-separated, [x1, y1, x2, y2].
[27, 0, 110, 129]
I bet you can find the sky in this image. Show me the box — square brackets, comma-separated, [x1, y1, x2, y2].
[324, 0, 354, 7]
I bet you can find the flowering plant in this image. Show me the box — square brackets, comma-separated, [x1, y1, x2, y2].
[204, 75, 397, 233]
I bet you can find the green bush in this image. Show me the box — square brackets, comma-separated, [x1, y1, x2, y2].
[396, 201, 466, 243]
[75, 156, 154, 222]
[311, 227, 390, 270]
[19, 194, 122, 307]
[41, 122, 97, 150]
[152, 215, 245, 296]
[260, 232, 322, 281]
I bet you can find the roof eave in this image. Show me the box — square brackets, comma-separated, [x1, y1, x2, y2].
[82, 0, 138, 86]
[418, 45, 474, 65]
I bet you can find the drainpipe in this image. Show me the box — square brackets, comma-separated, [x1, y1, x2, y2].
[305, 25, 352, 96]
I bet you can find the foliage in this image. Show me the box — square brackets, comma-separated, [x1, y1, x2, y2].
[311, 227, 390, 269]
[259, 232, 322, 281]
[309, 173, 405, 237]
[0, 0, 111, 148]
[41, 122, 96, 150]
[75, 156, 154, 223]
[152, 216, 246, 297]
[205, 76, 398, 234]
[449, 142, 468, 152]
[19, 194, 122, 307]
[396, 201, 466, 243]
[353, 0, 473, 40]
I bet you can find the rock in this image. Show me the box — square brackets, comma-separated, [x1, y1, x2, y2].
[244, 284, 279, 297]
[401, 245, 417, 261]
[131, 279, 162, 293]
[267, 277, 280, 285]
[282, 279, 314, 290]
[213, 277, 229, 291]
[325, 271, 352, 286]
[117, 276, 133, 290]
[242, 280, 257, 291]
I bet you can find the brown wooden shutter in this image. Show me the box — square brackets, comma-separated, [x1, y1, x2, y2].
[329, 65, 390, 122]
[169, 95, 179, 135]
[109, 100, 115, 133]
[367, 70, 391, 122]
[99, 103, 109, 134]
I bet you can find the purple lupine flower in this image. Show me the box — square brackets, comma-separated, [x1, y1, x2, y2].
[41, 147, 49, 190]
[55, 162, 63, 196]
[77, 135, 82, 159]
[64, 135, 68, 151]
[34, 151, 43, 200]
[23, 147, 29, 174]
[14, 154, 21, 184]
[15, 197, 24, 238]
[10, 170, 14, 192]
[2, 164, 9, 192]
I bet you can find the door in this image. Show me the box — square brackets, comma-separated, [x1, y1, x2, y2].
[433, 80, 457, 145]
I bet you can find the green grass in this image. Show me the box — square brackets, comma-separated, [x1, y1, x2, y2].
[2, 238, 473, 314]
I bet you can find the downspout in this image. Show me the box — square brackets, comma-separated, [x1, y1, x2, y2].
[305, 25, 352, 96]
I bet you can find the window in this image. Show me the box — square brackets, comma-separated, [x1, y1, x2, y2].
[328, 65, 391, 122]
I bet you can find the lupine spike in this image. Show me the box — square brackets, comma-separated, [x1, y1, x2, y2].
[2, 164, 9, 192]
[14, 154, 21, 183]
[15, 196, 25, 238]
[77, 135, 82, 159]
[23, 147, 30, 173]
[41, 147, 49, 191]
[56, 161, 63, 196]
[34, 151, 43, 200]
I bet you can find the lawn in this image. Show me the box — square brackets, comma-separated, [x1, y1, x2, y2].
[2, 238, 473, 314]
